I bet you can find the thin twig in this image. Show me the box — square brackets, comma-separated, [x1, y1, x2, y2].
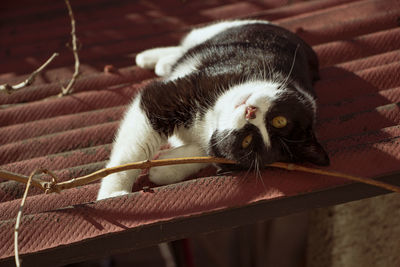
[60, 0, 80, 96]
[0, 169, 49, 191]
[7, 159, 399, 266]
[270, 162, 400, 193]
[1, 157, 399, 194]
[14, 169, 43, 267]
[54, 157, 237, 192]
[0, 53, 59, 94]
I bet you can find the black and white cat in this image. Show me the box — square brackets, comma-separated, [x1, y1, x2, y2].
[97, 20, 329, 200]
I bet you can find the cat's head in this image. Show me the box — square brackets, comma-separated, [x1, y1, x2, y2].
[207, 80, 329, 171]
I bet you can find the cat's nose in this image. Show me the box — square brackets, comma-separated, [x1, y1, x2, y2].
[245, 106, 257, 120]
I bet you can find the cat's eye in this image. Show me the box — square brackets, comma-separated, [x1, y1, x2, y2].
[272, 116, 287, 128]
[241, 134, 253, 149]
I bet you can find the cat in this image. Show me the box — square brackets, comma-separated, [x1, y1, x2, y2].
[97, 20, 329, 200]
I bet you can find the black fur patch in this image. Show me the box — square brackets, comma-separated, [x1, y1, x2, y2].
[265, 91, 329, 166]
[174, 23, 319, 92]
[140, 72, 243, 136]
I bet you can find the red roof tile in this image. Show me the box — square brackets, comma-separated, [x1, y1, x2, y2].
[1, 0, 400, 265]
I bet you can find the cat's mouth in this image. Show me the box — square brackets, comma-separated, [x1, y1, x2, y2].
[245, 106, 257, 120]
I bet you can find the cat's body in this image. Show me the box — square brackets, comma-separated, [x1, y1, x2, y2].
[97, 20, 329, 200]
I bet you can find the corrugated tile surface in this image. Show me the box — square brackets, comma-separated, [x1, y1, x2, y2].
[1, 0, 400, 265]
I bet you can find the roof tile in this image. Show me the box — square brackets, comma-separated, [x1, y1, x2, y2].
[1, 0, 400, 265]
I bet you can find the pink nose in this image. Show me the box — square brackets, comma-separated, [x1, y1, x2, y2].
[245, 106, 257, 120]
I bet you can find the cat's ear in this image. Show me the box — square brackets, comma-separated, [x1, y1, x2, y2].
[294, 132, 330, 166]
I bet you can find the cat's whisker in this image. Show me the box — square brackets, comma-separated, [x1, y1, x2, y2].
[266, 60, 274, 83]
[242, 156, 255, 181]
[251, 157, 259, 186]
[212, 129, 235, 147]
[278, 137, 294, 160]
[237, 150, 254, 166]
[255, 155, 266, 190]
[260, 59, 268, 82]
[261, 59, 266, 81]
[281, 136, 307, 143]
[280, 44, 300, 90]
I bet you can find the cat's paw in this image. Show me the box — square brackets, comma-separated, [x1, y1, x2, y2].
[136, 50, 158, 69]
[97, 190, 130, 201]
[149, 165, 187, 185]
[135, 46, 182, 71]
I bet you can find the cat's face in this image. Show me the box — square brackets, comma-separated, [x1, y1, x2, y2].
[207, 81, 329, 171]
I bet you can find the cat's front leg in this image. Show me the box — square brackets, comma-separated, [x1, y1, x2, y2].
[149, 144, 209, 185]
[97, 96, 166, 200]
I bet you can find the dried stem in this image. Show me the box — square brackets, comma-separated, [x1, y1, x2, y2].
[8, 158, 398, 266]
[0, 169, 50, 191]
[1, 157, 399, 194]
[14, 169, 43, 267]
[270, 162, 400, 193]
[60, 0, 80, 96]
[0, 53, 59, 94]
[0, 0, 80, 97]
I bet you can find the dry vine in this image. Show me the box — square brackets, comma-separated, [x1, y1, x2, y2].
[14, 169, 43, 267]
[1, 0, 80, 99]
[4, 156, 400, 267]
[7, 2, 80, 264]
[0, 53, 59, 94]
[60, 0, 80, 96]
[1, 156, 400, 194]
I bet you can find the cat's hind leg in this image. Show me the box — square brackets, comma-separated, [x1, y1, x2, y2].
[149, 144, 209, 185]
[135, 46, 182, 76]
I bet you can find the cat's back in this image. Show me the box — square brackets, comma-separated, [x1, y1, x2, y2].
[172, 21, 318, 87]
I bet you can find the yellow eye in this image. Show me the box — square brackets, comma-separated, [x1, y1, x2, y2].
[272, 116, 287, 128]
[242, 134, 253, 149]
